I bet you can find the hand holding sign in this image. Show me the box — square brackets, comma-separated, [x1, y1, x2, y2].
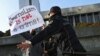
[9, 5, 44, 35]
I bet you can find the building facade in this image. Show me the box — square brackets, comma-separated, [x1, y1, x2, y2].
[41, 3, 100, 26]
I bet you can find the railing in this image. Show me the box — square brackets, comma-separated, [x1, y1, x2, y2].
[62, 51, 100, 56]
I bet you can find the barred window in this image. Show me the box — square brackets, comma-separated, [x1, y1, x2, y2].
[68, 16, 73, 26]
[81, 14, 87, 23]
[74, 15, 80, 25]
[87, 13, 93, 23]
[94, 12, 100, 23]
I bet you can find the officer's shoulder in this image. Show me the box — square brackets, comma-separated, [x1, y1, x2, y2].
[54, 15, 63, 20]
[62, 16, 70, 25]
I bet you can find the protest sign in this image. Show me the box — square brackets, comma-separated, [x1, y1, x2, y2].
[9, 5, 44, 35]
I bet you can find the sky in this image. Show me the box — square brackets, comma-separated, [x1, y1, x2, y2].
[39, 0, 100, 11]
[0, 0, 100, 32]
[0, 0, 19, 32]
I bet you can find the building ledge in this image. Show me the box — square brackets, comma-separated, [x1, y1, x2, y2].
[0, 35, 25, 46]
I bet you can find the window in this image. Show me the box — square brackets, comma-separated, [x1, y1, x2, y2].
[87, 13, 93, 23]
[68, 16, 73, 26]
[94, 12, 100, 23]
[81, 14, 87, 23]
[74, 15, 80, 25]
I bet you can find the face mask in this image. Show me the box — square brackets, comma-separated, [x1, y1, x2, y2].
[49, 12, 54, 17]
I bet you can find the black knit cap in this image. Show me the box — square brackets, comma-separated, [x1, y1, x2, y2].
[48, 6, 61, 15]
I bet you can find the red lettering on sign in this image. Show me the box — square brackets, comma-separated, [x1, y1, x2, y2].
[16, 19, 21, 25]
[22, 13, 32, 21]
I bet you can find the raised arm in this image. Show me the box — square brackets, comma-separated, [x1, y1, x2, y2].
[21, 19, 63, 46]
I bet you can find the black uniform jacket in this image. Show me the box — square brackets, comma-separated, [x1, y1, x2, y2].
[21, 14, 63, 45]
[21, 14, 86, 53]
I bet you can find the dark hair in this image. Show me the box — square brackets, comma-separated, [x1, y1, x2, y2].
[49, 6, 61, 15]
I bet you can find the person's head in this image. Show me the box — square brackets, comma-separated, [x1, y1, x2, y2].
[48, 6, 62, 17]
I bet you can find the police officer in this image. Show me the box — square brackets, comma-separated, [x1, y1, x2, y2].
[18, 6, 86, 56]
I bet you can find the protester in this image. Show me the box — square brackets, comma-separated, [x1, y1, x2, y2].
[17, 6, 86, 56]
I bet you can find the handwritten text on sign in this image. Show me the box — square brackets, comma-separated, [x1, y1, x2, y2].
[9, 5, 44, 35]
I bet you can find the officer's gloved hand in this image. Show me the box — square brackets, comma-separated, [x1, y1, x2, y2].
[17, 40, 32, 52]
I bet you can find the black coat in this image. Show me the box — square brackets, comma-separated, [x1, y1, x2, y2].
[21, 14, 86, 56]
[21, 14, 64, 45]
[44, 41, 57, 56]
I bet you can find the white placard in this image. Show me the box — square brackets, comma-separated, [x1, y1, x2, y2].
[9, 5, 44, 35]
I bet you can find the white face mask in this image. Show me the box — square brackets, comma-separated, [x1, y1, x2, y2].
[49, 12, 55, 17]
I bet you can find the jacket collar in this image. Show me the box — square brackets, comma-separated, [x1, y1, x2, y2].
[49, 14, 62, 21]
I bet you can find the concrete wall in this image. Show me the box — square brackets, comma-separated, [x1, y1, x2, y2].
[0, 45, 22, 56]
[0, 35, 25, 45]
[0, 35, 25, 56]
[0, 27, 100, 56]
[75, 26, 100, 51]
